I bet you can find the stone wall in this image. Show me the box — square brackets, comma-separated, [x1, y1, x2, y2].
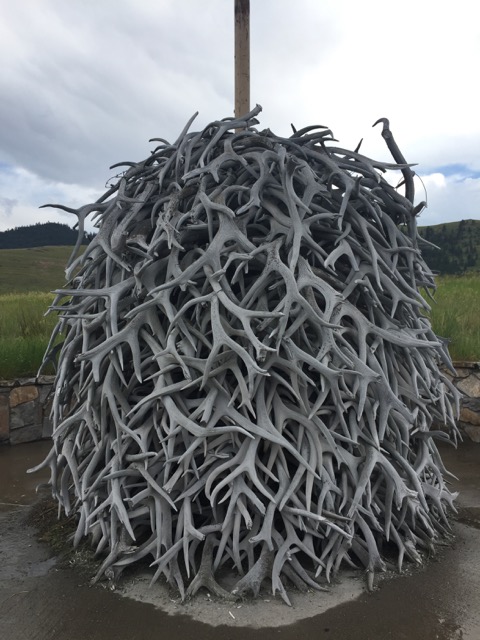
[0, 365, 479, 445]
[0, 376, 54, 445]
[445, 362, 480, 443]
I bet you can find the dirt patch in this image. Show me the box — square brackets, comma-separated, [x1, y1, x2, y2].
[26, 496, 76, 551]
[23, 495, 368, 628]
[25, 495, 100, 578]
[116, 566, 366, 628]
[18, 495, 462, 632]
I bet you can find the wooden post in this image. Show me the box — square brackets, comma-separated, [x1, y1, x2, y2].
[234, 0, 250, 118]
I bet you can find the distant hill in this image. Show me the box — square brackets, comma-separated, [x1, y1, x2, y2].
[0, 221, 478, 293]
[0, 222, 95, 250]
[0, 246, 77, 295]
[418, 219, 480, 274]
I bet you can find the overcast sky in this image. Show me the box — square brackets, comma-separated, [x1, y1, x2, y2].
[1, 0, 479, 232]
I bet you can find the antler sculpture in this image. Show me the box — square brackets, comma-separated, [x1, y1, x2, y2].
[33, 106, 459, 604]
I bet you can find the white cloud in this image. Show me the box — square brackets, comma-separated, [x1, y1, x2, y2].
[420, 173, 447, 190]
[0, 0, 479, 230]
[416, 173, 480, 226]
[0, 202, 65, 231]
[0, 164, 101, 231]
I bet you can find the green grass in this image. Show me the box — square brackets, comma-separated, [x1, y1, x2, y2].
[0, 245, 73, 295]
[0, 245, 74, 378]
[0, 265, 479, 379]
[0, 292, 59, 379]
[428, 274, 480, 361]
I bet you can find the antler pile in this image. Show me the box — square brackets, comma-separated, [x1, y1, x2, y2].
[34, 106, 460, 604]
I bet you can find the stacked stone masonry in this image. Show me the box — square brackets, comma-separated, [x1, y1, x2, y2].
[0, 366, 479, 445]
[0, 376, 53, 445]
[444, 362, 480, 443]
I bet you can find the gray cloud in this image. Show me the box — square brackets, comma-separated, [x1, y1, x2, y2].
[0, 0, 236, 185]
[0, 196, 17, 218]
[0, 0, 478, 230]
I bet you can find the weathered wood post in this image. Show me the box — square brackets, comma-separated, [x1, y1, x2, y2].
[234, 0, 250, 118]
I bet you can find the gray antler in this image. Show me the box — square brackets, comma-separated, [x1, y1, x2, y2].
[32, 106, 459, 604]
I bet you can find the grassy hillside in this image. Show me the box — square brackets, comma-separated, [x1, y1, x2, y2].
[0, 242, 479, 379]
[0, 274, 479, 379]
[1, 219, 478, 294]
[0, 245, 73, 295]
[418, 218, 480, 274]
[1, 277, 479, 377]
